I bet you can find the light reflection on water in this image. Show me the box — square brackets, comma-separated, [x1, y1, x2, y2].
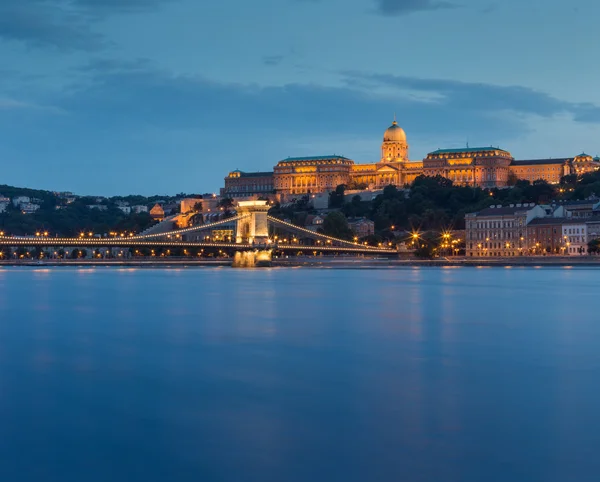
[0, 267, 600, 482]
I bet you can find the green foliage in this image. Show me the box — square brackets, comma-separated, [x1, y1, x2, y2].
[321, 211, 354, 240]
[588, 239, 600, 254]
[369, 176, 490, 232]
[0, 185, 165, 236]
[413, 233, 438, 259]
[342, 195, 370, 218]
[329, 185, 346, 208]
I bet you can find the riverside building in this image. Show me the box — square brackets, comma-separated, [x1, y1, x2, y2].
[466, 200, 600, 256]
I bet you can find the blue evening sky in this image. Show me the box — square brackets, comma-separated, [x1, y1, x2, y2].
[1, 0, 599, 195]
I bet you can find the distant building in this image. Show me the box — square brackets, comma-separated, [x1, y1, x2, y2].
[304, 215, 324, 232]
[180, 198, 203, 214]
[221, 118, 600, 197]
[527, 218, 571, 255]
[552, 199, 600, 219]
[349, 218, 375, 238]
[117, 206, 131, 215]
[87, 204, 108, 211]
[510, 158, 572, 184]
[150, 204, 165, 221]
[274, 156, 354, 196]
[222, 170, 275, 199]
[21, 203, 40, 214]
[131, 205, 148, 214]
[465, 204, 546, 257]
[0, 202, 8, 213]
[562, 221, 588, 255]
[13, 196, 30, 207]
[162, 203, 178, 215]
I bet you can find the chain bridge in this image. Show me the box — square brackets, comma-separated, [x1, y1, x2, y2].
[0, 201, 397, 256]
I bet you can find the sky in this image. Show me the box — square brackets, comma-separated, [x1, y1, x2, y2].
[1, 0, 599, 196]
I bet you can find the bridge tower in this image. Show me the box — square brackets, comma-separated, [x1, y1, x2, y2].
[235, 201, 270, 244]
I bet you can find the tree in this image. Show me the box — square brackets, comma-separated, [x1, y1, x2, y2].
[588, 239, 600, 255]
[329, 184, 346, 208]
[321, 211, 353, 240]
[414, 233, 437, 259]
[218, 198, 234, 209]
[507, 171, 519, 186]
[560, 174, 578, 186]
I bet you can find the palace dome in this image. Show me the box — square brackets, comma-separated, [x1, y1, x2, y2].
[383, 120, 407, 143]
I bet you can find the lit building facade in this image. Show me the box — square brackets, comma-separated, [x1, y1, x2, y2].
[221, 170, 275, 199]
[465, 204, 546, 257]
[222, 118, 600, 198]
[509, 158, 572, 184]
[423, 147, 513, 188]
[273, 156, 354, 196]
[466, 202, 600, 256]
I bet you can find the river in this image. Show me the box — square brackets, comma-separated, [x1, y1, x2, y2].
[0, 266, 599, 481]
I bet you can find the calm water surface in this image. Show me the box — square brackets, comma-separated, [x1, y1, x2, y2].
[1, 266, 599, 482]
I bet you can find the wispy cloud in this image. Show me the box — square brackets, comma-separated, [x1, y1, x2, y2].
[374, 0, 457, 15]
[0, 97, 64, 114]
[0, 0, 176, 50]
[2, 59, 599, 193]
[262, 55, 285, 67]
[343, 71, 600, 123]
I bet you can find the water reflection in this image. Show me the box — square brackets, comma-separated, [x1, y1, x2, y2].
[1, 267, 600, 482]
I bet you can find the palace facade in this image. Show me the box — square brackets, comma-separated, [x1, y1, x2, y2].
[221, 119, 600, 198]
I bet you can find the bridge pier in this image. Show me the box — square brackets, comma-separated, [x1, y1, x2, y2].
[235, 201, 270, 244]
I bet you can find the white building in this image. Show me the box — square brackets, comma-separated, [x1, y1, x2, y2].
[21, 203, 40, 214]
[0, 202, 8, 213]
[563, 223, 588, 255]
[87, 204, 108, 211]
[132, 205, 148, 214]
[117, 206, 132, 215]
[13, 196, 30, 207]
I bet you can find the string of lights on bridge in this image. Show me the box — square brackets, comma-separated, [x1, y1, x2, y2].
[267, 216, 396, 251]
[0, 213, 396, 254]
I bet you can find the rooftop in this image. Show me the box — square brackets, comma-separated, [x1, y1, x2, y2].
[234, 171, 273, 178]
[429, 147, 509, 155]
[512, 158, 570, 166]
[528, 217, 600, 226]
[282, 155, 351, 162]
[469, 204, 537, 216]
[552, 199, 600, 206]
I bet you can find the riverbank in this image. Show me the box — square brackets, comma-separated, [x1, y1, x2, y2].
[0, 259, 232, 268]
[2, 256, 600, 268]
[273, 256, 600, 268]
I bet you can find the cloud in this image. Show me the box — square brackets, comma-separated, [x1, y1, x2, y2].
[343, 72, 600, 123]
[0, 0, 176, 50]
[0, 1, 101, 50]
[374, 0, 456, 15]
[262, 55, 285, 67]
[2, 59, 599, 194]
[0, 98, 64, 113]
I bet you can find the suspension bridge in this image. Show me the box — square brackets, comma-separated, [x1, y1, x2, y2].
[0, 201, 397, 256]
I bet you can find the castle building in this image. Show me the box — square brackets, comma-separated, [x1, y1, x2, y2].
[273, 156, 354, 196]
[221, 118, 600, 199]
[221, 170, 275, 199]
[423, 147, 513, 188]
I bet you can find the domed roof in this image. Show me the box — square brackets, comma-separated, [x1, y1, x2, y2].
[383, 120, 407, 143]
